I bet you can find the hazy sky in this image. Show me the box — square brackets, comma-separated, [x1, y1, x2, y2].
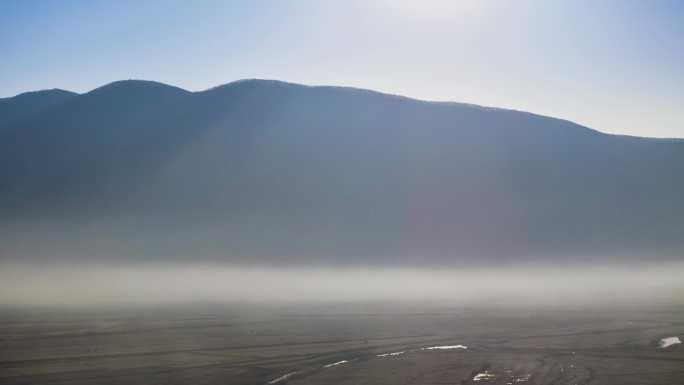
[1, 0, 682, 137]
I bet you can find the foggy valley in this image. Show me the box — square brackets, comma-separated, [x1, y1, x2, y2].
[2, 1, 683, 383]
[0, 79, 682, 385]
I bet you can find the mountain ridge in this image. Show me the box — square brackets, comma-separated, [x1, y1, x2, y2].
[9, 78, 681, 141]
[0, 79, 682, 265]
[0, 88, 78, 130]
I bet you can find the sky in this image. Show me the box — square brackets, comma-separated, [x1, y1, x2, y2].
[1, 0, 682, 138]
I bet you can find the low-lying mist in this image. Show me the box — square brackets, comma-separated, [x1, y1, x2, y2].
[1, 262, 682, 307]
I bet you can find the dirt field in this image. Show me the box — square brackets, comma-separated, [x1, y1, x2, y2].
[1, 302, 683, 385]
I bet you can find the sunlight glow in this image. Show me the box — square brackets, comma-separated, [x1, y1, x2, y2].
[383, 0, 485, 18]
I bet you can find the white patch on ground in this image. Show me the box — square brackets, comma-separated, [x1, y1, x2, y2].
[473, 370, 496, 381]
[514, 374, 531, 382]
[421, 345, 468, 350]
[267, 371, 298, 384]
[377, 351, 405, 357]
[659, 336, 681, 348]
[323, 360, 349, 368]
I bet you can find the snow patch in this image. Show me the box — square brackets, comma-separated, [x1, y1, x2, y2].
[473, 370, 496, 381]
[421, 345, 468, 350]
[267, 371, 298, 384]
[324, 360, 349, 368]
[659, 336, 681, 348]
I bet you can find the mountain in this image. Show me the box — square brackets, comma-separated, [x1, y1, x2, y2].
[0, 89, 77, 129]
[0, 79, 682, 265]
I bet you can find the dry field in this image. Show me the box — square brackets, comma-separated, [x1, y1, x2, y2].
[1, 302, 683, 385]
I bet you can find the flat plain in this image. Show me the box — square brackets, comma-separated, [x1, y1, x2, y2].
[1, 301, 683, 385]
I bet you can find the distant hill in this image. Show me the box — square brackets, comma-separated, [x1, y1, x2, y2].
[0, 89, 77, 129]
[0, 79, 682, 265]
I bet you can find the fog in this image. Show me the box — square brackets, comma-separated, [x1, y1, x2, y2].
[1, 261, 682, 307]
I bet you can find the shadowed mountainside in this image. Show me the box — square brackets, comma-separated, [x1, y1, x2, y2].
[0, 89, 77, 129]
[0, 79, 683, 265]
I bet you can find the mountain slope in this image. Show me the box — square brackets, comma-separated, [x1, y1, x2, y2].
[0, 89, 77, 129]
[0, 79, 682, 265]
